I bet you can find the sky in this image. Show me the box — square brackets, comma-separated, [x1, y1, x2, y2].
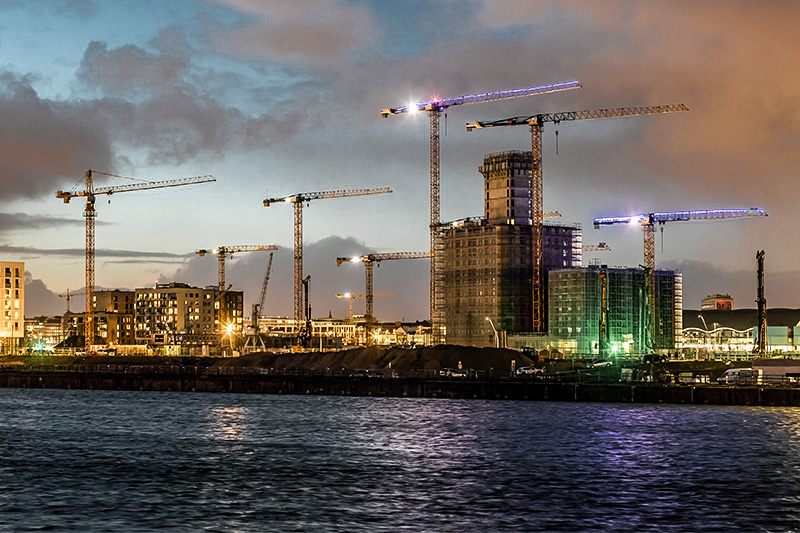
[2, 0, 799, 320]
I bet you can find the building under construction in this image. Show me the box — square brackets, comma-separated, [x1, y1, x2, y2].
[134, 282, 243, 352]
[548, 266, 683, 356]
[441, 151, 582, 347]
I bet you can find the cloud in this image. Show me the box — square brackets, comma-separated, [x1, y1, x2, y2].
[0, 213, 86, 231]
[24, 272, 62, 316]
[0, 244, 191, 259]
[75, 39, 312, 165]
[0, 73, 115, 199]
[213, 0, 374, 65]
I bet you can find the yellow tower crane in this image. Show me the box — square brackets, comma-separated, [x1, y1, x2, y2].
[264, 187, 392, 335]
[57, 169, 215, 351]
[336, 251, 431, 323]
[466, 104, 688, 333]
[335, 292, 365, 323]
[196, 245, 278, 291]
[381, 81, 581, 344]
[58, 289, 86, 313]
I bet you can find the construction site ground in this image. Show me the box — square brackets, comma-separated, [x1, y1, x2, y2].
[0, 346, 741, 380]
[0, 345, 530, 373]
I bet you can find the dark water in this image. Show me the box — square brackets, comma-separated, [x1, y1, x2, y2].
[1, 390, 799, 531]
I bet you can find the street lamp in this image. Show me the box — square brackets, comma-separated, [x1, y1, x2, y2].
[485, 317, 499, 348]
[698, 313, 711, 356]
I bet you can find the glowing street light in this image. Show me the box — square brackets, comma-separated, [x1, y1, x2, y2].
[485, 317, 499, 348]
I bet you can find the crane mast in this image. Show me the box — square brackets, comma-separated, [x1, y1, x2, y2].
[755, 250, 767, 356]
[264, 187, 392, 334]
[337, 252, 430, 322]
[382, 81, 581, 344]
[466, 103, 687, 334]
[57, 169, 215, 352]
[196, 245, 278, 291]
[593, 207, 767, 352]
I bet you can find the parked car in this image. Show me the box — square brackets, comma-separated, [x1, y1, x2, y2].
[643, 353, 667, 364]
[586, 360, 613, 369]
[516, 366, 544, 377]
[439, 368, 468, 378]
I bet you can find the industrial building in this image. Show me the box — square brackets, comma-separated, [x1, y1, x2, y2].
[0, 261, 24, 353]
[547, 266, 683, 357]
[441, 151, 582, 347]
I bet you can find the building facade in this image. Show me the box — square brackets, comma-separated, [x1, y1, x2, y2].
[134, 283, 243, 350]
[701, 293, 734, 311]
[547, 266, 683, 357]
[0, 261, 24, 353]
[441, 151, 582, 347]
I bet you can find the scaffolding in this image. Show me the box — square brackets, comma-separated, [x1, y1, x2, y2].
[548, 266, 682, 357]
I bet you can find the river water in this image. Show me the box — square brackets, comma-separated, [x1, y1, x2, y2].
[1, 388, 799, 531]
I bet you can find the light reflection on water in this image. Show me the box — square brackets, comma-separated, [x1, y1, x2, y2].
[0, 389, 799, 531]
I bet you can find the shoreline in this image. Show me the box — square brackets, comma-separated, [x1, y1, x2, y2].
[0, 366, 798, 407]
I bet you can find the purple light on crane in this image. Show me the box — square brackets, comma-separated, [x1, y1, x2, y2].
[594, 207, 767, 228]
[381, 80, 581, 117]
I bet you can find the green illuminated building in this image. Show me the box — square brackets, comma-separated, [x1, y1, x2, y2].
[548, 266, 682, 356]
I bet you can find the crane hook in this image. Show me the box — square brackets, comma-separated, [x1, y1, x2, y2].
[554, 120, 560, 155]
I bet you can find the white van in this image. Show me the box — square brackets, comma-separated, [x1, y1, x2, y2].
[717, 368, 762, 385]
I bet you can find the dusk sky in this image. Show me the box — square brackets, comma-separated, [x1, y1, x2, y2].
[2, 0, 798, 320]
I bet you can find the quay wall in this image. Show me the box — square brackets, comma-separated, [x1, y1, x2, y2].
[2, 368, 800, 406]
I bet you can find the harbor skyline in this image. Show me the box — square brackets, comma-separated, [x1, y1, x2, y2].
[1, 1, 798, 320]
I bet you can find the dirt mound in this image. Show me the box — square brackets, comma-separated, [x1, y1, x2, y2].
[213, 345, 530, 372]
[1, 345, 531, 373]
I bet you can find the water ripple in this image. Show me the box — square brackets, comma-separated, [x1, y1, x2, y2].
[0, 390, 799, 531]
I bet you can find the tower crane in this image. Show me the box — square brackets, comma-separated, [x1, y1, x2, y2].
[196, 245, 278, 291]
[244, 252, 274, 354]
[256, 252, 274, 320]
[335, 292, 365, 323]
[57, 169, 215, 351]
[466, 104, 688, 333]
[263, 187, 392, 334]
[593, 207, 768, 352]
[58, 289, 85, 313]
[336, 251, 431, 322]
[382, 81, 581, 344]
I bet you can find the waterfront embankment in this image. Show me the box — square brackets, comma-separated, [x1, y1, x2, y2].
[1, 364, 799, 406]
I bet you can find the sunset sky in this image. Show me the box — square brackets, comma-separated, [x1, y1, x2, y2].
[2, 0, 798, 320]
